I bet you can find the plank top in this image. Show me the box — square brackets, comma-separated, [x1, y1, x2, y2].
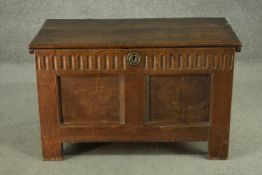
[29, 18, 242, 52]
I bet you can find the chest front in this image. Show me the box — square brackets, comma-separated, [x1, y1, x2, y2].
[29, 18, 241, 160]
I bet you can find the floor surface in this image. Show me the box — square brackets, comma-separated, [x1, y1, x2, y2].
[0, 61, 261, 175]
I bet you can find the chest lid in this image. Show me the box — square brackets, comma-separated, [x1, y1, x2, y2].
[29, 18, 242, 52]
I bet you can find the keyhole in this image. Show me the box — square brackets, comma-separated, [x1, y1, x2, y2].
[127, 52, 141, 66]
[132, 56, 136, 62]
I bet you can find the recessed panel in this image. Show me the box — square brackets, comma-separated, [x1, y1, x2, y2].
[59, 75, 123, 124]
[148, 75, 211, 125]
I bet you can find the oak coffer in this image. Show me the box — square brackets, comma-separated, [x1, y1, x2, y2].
[29, 18, 242, 160]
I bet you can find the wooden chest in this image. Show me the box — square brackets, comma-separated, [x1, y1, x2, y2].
[29, 18, 242, 160]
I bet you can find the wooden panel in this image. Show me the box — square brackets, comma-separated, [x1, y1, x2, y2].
[34, 48, 235, 72]
[60, 125, 209, 142]
[147, 74, 211, 125]
[29, 18, 242, 51]
[35, 52, 127, 72]
[59, 75, 124, 124]
[145, 49, 235, 71]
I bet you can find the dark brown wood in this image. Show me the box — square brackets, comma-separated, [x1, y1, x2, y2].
[29, 19, 241, 160]
[149, 74, 211, 125]
[36, 63, 63, 160]
[60, 125, 210, 142]
[208, 70, 234, 159]
[59, 75, 122, 124]
[29, 18, 242, 51]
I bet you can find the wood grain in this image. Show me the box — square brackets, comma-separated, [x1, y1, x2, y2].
[34, 48, 235, 72]
[37, 71, 63, 160]
[29, 18, 242, 51]
[148, 74, 211, 125]
[208, 70, 234, 159]
[59, 75, 123, 124]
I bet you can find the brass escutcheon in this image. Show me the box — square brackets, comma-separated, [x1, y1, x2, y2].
[126, 52, 141, 66]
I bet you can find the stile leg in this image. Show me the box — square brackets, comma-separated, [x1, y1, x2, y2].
[208, 70, 234, 160]
[41, 139, 63, 161]
[37, 71, 63, 160]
